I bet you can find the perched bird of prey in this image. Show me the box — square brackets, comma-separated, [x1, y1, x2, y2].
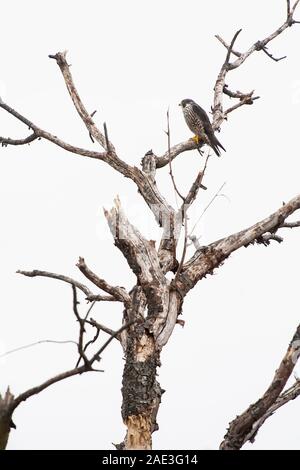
[179, 99, 226, 157]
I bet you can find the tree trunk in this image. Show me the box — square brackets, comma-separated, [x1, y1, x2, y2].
[122, 331, 162, 450]
[119, 287, 164, 450]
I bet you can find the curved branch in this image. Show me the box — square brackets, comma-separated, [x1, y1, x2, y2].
[17, 269, 116, 302]
[0, 101, 107, 161]
[155, 139, 199, 169]
[76, 257, 131, 305]
[0, 133, 38, 146]
[220, 323, 300, 450]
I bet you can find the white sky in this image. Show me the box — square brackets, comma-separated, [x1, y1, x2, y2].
[1, 0, 300, 450]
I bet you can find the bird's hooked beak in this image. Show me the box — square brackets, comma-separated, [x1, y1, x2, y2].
[178, 103, 182, 107]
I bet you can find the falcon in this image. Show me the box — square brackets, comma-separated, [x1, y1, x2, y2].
[179, 99, 226, 157]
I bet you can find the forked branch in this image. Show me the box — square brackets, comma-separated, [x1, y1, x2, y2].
[220, 323, 300, 449]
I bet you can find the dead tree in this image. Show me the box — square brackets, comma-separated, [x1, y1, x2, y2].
[1, 0, 300, 450]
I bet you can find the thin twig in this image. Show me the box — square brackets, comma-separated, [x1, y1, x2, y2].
[9, 320, 135, 414]
[215, 35, 242, 57]
[281, 220, 300, 228]
[0, 340, 78, 359]
[17, 269, 92, 297]
[174, 209, 188, 282]
[11, 365, 90, 412]
[225, 95, 260, 115]
[89, 320, 135, 363]
[81, 328, 100, 359]
[224, 29, 243, 68]
[260, 45, 286, 62]
[103, 122, 111, 153]
[72, 285, 90, 367]
[75, 300, 98, 368]
[17, 269, 117, 302]
[86, 318, 117, 338]
[83, 300, 96, 322]
[166, 108, 185, 203]
[183, 154, 210, 211]
[190, 182, 227, 237]
[175, 154, 210, 279]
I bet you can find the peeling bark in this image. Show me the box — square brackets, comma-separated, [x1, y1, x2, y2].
[122, 330, 162, 450]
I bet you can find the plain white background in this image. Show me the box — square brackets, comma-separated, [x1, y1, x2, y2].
[1, 0, 300, 450]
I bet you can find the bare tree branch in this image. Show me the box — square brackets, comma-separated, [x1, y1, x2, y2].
[0, 133, 38, 147]
[0, 101, 107, 161]
[71, 285, 90, 367]
[167, 109, 185, 202]
[189, 181, 227, 238]
[175, 155, 210, 280]
[258, 44, 287, 62]
[16, 269, 116, 302]
[225, 93, 260, 116]
[215, 35, 242, 57]
[213, 28, 243, 129]
[76, 256, 131, 305]
[10, 365, 89, 413]
[220, 323, 300, 450]
[223, 85, 252, 99]
[176, 193, 300, 296]
[84, 294, 116, 302]
[282, 220, 300, 228]
[86, 318, 118, 339]
[88, 320, 135, 364]
[6, 320, 134, 416]
[48, 51, 110, 151]
[253, 232, 284, 246]
[183, 154, 210, 210]
[243, 380, 300, 445]
[228, 2, 300, 70]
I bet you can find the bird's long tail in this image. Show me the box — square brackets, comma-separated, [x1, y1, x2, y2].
[210, 134, 226, 157]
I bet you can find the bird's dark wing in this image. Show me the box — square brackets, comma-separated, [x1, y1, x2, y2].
[192, 102, 226, 156]
[191, 102, 214, 136]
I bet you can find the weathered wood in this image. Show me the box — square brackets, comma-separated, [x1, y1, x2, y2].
[0, 389, 15, 450]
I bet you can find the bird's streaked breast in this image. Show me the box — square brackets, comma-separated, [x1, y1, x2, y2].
[183, 104, 204, 135]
